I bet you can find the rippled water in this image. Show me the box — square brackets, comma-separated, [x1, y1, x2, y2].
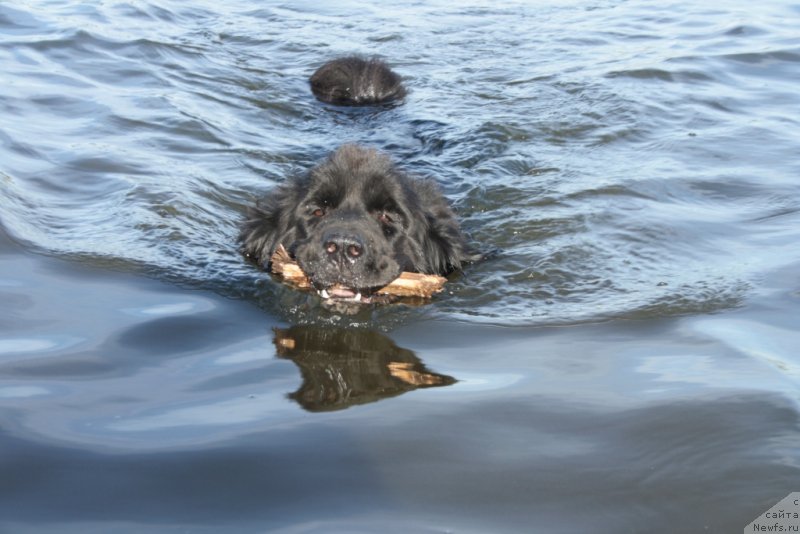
[2, 1, 800, 532]
[3, 0, 798, 325]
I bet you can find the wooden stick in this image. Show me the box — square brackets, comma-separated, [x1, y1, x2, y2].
[269, 244, 446, 298]
[270, 245, 312, 289]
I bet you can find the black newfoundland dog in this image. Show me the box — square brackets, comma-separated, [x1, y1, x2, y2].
[239, 145, 478, 303]
[309, 56, 406, 106]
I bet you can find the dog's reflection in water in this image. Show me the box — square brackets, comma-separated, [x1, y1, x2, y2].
[273, 326, 456, 412]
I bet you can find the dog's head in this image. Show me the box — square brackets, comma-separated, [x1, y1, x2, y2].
[240, 145, 477, 302]
[309, 56, 406, 106]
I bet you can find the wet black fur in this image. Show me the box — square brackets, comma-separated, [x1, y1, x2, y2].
[239, 145, 478, 292]
[309, 56, 406, 106]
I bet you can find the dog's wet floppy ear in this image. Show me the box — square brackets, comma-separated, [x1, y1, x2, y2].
[418, 213, 481, 274]
[238, 182, 303, 268]
[310, 56, 406, 106]
[405, 178, 481, 275]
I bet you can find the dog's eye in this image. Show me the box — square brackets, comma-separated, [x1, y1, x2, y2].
[311, 208, 326, 217]
[377, 212, 394, 225]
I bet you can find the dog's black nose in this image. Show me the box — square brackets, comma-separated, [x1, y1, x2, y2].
[323, 232, 364, 262]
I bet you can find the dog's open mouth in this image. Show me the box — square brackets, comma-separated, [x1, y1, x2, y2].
[317, 285, 376, 304]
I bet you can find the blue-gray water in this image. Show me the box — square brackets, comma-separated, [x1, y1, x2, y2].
[1, 1, 799, 532]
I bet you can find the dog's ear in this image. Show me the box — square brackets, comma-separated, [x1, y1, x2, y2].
[406, 178, 479, 275]
[418, 212, 479, 274]
[238, 183, 302, 269]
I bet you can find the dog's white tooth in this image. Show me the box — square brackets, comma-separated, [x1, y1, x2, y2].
[320, 289, 330, 299]
[353, 292, 362, 302]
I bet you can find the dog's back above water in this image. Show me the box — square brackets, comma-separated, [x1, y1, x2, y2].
[309, 56, 406, 106]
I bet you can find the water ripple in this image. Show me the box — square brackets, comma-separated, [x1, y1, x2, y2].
[2, 0, 800, 326]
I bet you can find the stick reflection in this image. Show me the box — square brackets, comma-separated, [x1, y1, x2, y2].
[273, 326, 456, 412]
